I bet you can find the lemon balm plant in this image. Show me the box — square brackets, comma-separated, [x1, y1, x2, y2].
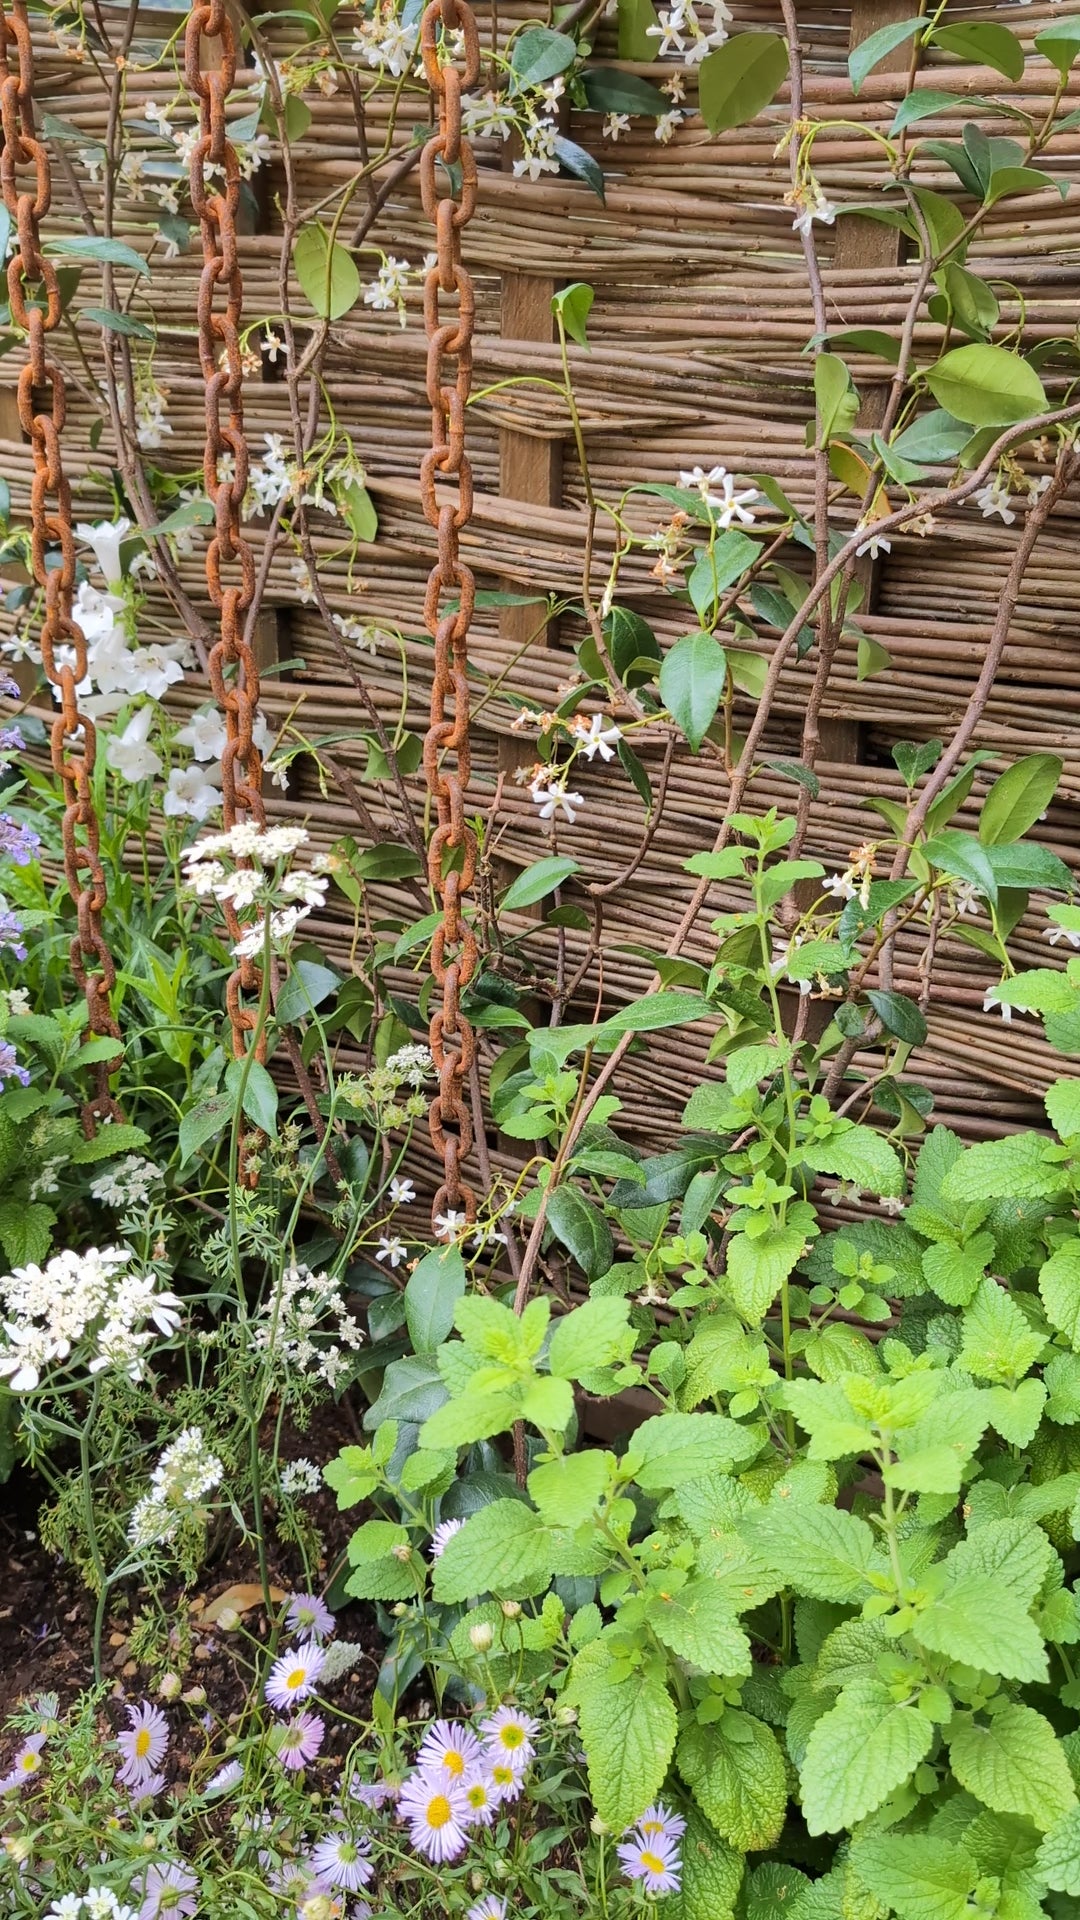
[327, 784, 1080, 1920]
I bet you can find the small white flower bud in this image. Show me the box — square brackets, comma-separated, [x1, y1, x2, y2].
[500, 1600, 521, 1619]
[215, 1606, 241, 1632]
[469, 1622, 494, 1652]
[157, 1671, 182, 1700]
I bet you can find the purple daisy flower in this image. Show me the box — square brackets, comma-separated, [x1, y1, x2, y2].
[309, 1831, 375, 1892]
[138, 1860, 199, 1919]
[116, 1702, 169, 1789]
[416, 1718, 484, 1783]
[397, 1766, 471, 1863]
[428, 1517, 464, 1559]
[265, 1640, 325, 1712]
[349, 1778, 398, 1811]
[0, 671, 18, 700]
[617, 1830, 682, 1895]
[467, 1900, 508, 1920]
[286, 1591, 335, 1641]
[480, 1704, 538, 1772]
[274, 1710, 324, 1771]
[460, 1768, 499, 1827]
[0, 1732, 46, 1793]
[634, 1802, 687, 1844]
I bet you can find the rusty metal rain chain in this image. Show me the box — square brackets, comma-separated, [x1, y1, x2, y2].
[0, 0, 123, 1131]
[419, 0, 481, 1229]
[185, 0, 267, 1184]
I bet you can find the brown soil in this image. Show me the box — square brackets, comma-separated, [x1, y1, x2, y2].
[0, 1404, 383, 1737]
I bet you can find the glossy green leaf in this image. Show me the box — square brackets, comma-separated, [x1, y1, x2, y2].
[660, 631, 727, 751]
[294, 222, 361, 320]
[925, 345, 1046, 428]
[978, 753, 1062, 845]
[849, 15, 921, 94]
[698, 33, 789, 136]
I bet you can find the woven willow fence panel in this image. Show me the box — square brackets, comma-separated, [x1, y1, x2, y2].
[4, 1, 1079, 1209]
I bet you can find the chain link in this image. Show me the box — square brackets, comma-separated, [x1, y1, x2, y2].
[0, 0, 123, 1130]
[419, 0, 481, 1227]
[185, 0, 266, 1181]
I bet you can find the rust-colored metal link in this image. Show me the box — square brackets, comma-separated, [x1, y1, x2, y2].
[419, 0, 481, 1227]
[0, 0, 122, 1131]
[185, 0, 266, 1182]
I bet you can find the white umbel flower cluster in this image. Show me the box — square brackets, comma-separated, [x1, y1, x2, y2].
[250, 1264, 364, 1388]
[183, 824, 330, 960]
[128, 1425, 225, 1547]
[90, 1154, 163, 1209]
[0, 1246, 183, 1393]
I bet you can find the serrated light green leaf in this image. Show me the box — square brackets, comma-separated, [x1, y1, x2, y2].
[632, 1411, 759, 1489]
[527, 1449, 609, 1527]
[726, 1226, 807, 1322]
[799, 1680, 933, 1835]
[959, 1278, 1045, 1384]
[942, 1133, 1060, 1207]
[1046, 1077, 1080, 1141]
[677, 1711, 787, 1850]
[986, 1378, 1046, 1448]
[948, 1704, 1077, 1831]
[914, 1577, 1047, 1684]
[1039, 1243, 1080, 1348]
[432, 1500, 553, 1603]
[1036, 1805, 1080, 1896]
[801, 1123, 905, 1196]
[671, 1807, 745, 1920]
[647, 1578, 752, 1675]
[548, 1294, 633, 1378]
[850, 1833, 979, 1920]
[579, 1667, 677, 1830]
[739, 1503, 879, 1602]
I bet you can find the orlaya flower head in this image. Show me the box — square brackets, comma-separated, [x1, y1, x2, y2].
[116, 1702, 169, 1788]
[480, 1704, 538, 1772]
[397, 1768, 471, 1863]
[136, 1860, 199, 1919]
[309, 1831, 375, 1893]
[274, 1710, 325, 1771]
[617, 1830, 682, 1895]
[416, 1717, 484, 1782]
[265, 1639, 325, 1711]
[286, 1592, 335, 1642]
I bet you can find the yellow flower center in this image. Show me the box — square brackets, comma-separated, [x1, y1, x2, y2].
[134, 1729, 152, 1758]
[427, 1794, 452, 1830]
[641, 1851, 665, 1875]
[286, 1669, 305, 1692]
[492, 1764, 513, 1786]
[466, 1784, 487, 1807]
[640, 1819, 662, 1836]
[443, 1748, 465, 1776]
[19, 1752, 40, 1774]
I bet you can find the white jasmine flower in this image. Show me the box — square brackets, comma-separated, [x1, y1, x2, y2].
[574, 712, 622, 761]
[602, 112, 631, 141]
[433, 1210, 468, 1241]
[390, 1177, 416, 1205]
[854, 519, 891, 559]
[375, 1236, 408, 1268]
[530, 780, 585, 824]
[654, 109, 682, 143]
[974, 479, 1016, 524]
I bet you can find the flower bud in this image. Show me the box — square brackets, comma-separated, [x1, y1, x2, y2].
[182, 1685, 207, 1706]
[157, 1671, 182, 1701]
[469, 1622, 494, 1653]
[215, 1607, 241, 1633]
[391, 1543, 412, 1563]
[4, 1835, 32, 1864]
[590, 1815, 609, 1836]
[500, 1600, 521, 1619]
[555, 1705, 577, 1726]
